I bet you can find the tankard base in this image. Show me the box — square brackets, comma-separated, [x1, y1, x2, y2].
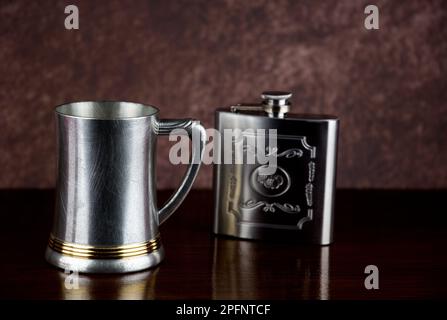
[45, 245, 165, 274]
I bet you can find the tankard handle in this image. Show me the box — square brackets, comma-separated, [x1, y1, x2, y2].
[156, 119, 206, 224]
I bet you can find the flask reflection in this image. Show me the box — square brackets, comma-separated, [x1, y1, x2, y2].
[212, 238, 330, 299]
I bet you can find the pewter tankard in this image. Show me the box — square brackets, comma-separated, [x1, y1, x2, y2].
[45, 101, 205, 273]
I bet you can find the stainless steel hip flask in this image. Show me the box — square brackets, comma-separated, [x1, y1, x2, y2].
[213, 92, 339, 244]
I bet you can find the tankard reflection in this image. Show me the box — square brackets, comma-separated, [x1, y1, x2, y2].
[45, 101, 206, 273]
[59, 269, 158, 299]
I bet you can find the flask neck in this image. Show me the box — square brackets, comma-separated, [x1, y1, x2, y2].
[230, 91, 292, 118]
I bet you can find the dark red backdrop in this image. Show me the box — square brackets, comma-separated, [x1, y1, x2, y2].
[0, 0, 446, 189]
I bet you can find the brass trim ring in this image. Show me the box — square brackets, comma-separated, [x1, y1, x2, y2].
[48, 234, 161, 259]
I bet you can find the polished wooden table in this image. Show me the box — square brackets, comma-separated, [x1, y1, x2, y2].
[0, 189, 444, 300]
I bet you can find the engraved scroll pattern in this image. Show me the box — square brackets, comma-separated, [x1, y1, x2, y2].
[240, 134, 317, 230]
[240, 199, 300, 213]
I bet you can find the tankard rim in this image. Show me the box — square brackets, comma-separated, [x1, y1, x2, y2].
[55, 100, 159, 120]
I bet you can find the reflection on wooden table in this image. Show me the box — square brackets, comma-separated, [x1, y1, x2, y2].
[57, 269, 159, 300]
[212, 238, 330, 299]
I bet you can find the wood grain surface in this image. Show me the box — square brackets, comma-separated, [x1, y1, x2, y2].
[0, 189, 444, 300]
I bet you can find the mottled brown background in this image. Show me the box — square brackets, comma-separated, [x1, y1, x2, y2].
[0, 0, 446, 189]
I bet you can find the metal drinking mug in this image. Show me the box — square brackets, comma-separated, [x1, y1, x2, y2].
[45, 101, 206, 273]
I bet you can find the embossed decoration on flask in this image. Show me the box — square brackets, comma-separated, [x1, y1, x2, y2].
[213, 91, 339, 245]
[251, 165, 291, 197]
[236, 133, 316, 230]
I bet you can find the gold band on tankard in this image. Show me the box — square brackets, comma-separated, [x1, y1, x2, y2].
[48, 234, 161, 259]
